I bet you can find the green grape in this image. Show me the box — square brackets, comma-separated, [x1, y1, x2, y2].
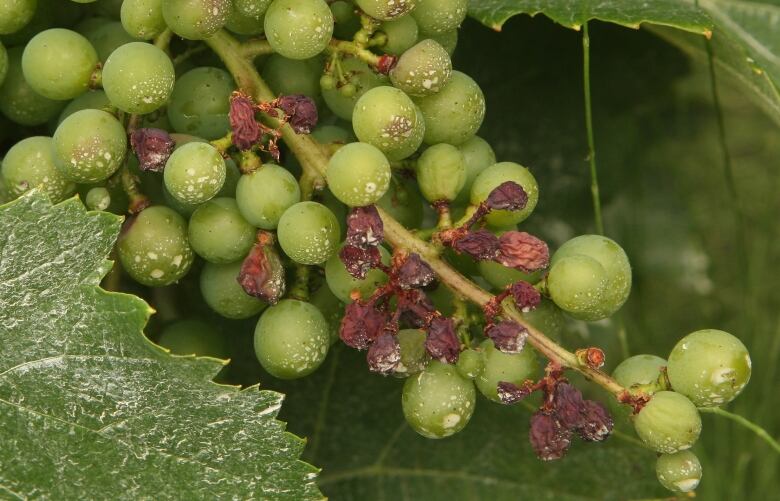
[326, 142, 391, 206]
[339, 82, 356, 97]
[319, 187, 348, 237]
[234, 0, 272, 19]
[319, 74, 336, 91]
[167, 67, 235, 140]
[219, 158, 241, 197]
[312, 124, 354, 144]
[102, 42, 175, 114]
[330, 0, 360, 40]
[188, 197, 256, 263]
[261, 54, 322, 99]
[634, 391, 701, 453]
[325, 243, 390, 302]
[390, 39, 451, 96]
[352, 86, 425, 161]
[402, 360, 476, 439]
[164, 142, 226, 205]
[549, 234, 632, 320]
[264, 0, 333, 60]
[121, 0, 166, 40]
[0, 47, 63, 126]
[523, 298, 566, 342]
[379, 15, 418, 55]
[235, 163, 301, 229]
[656, 451, 702, 493]
[80, 21, 137, 62]
[117, 206, 194, 287]
[355, 0, 415, 20]
[253, 299, 330, 379]
[157, 319, 228, 358]
[476, 338, 538, 402]
[376, 176, 424, 229]
[57, 90, 111, 125]
[162, 0, 230, 40]
[85, 186, 111, 210]
[546, 255, 608, 321]
[1, 136, 75, 202]
[0, 0, 36, 35]
[277, 201, 340, 265]
[612, 354, 667, 392]
[225, 5, 265, 35]
[428, 29, 457, 56]
[478, 259, 541, 291]
[454, 135, 495, 204]
[667, 329, 751, 407]
[412, 0, 467, 34]
[395, 329, 429, 376]
[0, 41, 7, 86]
[93, 0, 123, 17]
[416, 143, 465, 202]
[455, 348, 484, 379]
[200, 260, 267, 319]
[53, 109, 127, 183]
[470, 162, 539, 226]
[322, 56, 387, 120]
[309, 283, 344, 345]
[21, 29, 97, 100]
[413, 70, 484, 146]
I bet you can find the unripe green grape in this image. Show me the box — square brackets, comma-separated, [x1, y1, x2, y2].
[355, 0, 415, 20]
[390, 39, 451, 96]
[428, 29, 457, 56]
[162, 0, 230, 40]
[478, 259, 541, 290]
[376, 176, 424, 228]
[470, 162, 539, 226]
[188, 197, 256, 263]
[319, 187, 348, 237]
[164, 142, 226, 205]
[319, 74, 336, 91]
[413, 71, 485, 145]
[234, 0, 272, 19]
[523, 298, 566, 342]
[121, 0, 166, 40]
[167, 67, 235, 140]
[103, 42, 175, 114]
[379, 15, 418, 54]
[22, 29, 97, 100]
[352, 86, 424, 160]
[85, 186, 111, 211]
[53, 109, 127, 183]
[612, 354, 667, 392]
[546, 255, 608, 321]
[200, 260, 267, 319]
[310, 284, 343, 345]
[57, 90, 112, 125]
[476, 339, 538, 402]
[277, 201, 340, 265]
[118, 206, 194, 287]
[339, 82, 356, 97]
[633, 391, 701, 454]
[0, 48, 63, 126]
[412, 0, 467, 34]
[325, 243, 390, 302]
[157, 319, 229, 358]
[326, 142, 391, 206]
[0, 0, 36, 35]
[225, 5, 265, 35]
[79, 21, 137, 63]
[1, 136, 75, 202]
[0, 42, 7, 86]
[456, 348, 484, 379]
[254, 299, 330, 379]
[312, 124, 354, 144]
[416, 143, 465, 202]
[667, 329, 751, 407]
[322, 56, 387, 120]
[261, 55, 322, 99]
[264, 0, 333, 60]
[330, 0, 360, 39]
[235, 163, 301, 229]
[395, 329, 429, 376]
[402, 360, 476, 439]
[656, 450, 702, 493]
[454, 135, 495, 204]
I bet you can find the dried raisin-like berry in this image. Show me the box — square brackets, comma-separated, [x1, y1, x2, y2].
[230, 93, 262, 150]
[529, 411, 572, 461]
[276, 94, 318, 134]
[367, 332, 401, 374]
[238, 233, 286, 304]
[340, 300, 387, 350]
[485, 320, 528, 354]
[451, 229, 500, 261]
[130, 128, 174, 172]
[496, 231, 549, 272]
[578, 400, 613, 442]
[397, 289, 436, 328]
[552, 382, 586, 430]
[339, 244, 383, 279]
[395, 253, 436, 290]
[497, 381, 533, 404]
[509, 281, 541, 311]
[425, 316, 460, 363]
[486, 180, 528, 211]
[346, 205, 384, 248]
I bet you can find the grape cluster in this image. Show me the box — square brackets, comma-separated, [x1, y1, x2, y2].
[0, 0, 753, 495]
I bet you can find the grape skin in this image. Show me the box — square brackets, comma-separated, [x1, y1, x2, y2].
[121, 0, 166, 40]
[264, 0, 333, 60]
[1, 136, 75, 203]
[57, 90, 111, 125]
[162, 0, 231, 40]
[415, 143, 466, 202]
[235, 163, 301, 229]
[0, 47, 63, 126]
[352, 86, 425, 161]
[53, 109, 127, 184]
[0, 0, 36, 35]
[326, 142, 391, 207]
[633, 391, 701, 454]
[79, 20, 137, 63]
[656, 450, 702, 493]
[395, 329, 429, 376]
[379, 15, 418, 55]
[413, 71, 485, 145]
[188, 197, 256, 264]
[612, 354, 667, 391]
[102, 42, 175, 114]
[200, 260, 267, 319]
[475, 339, 538, 402]
[163, 142, 226, 205]
[85, 187, 111, 211]
[355, 0, 416, 21]
[412, 0, 468, 34]
[167, 67, 235, 140]
[390, 39, 452, 96]
[470, 161, 539, 226]
[22, 28, 98, 100]
[277, 201, 341, 265]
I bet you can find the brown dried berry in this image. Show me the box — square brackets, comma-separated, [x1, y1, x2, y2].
[366, 332, 401, 374]
[376, 54, 398, 75]
[497, 381, 534, 405]
[230, 93, 262, 150]
[340, 300, 387, 350]
[237, 233, 286, 304]
[339, 244, 383, 280]
[346, 205, 384, 248]
[485, 320, 528, 354]
[397, 289, 436, 328]
[529, 411, 572, 461]
[424, 316, 460, 363]
[130, 128, 175, 172]
[276, 94, 318, 134]
[451, 229, 500, 261]
[395, 253, 436, 290]
[577, 400, 613, 442]
[486, 181, 528, 211]
[509, 281, 541, 311]
[552, 382, 586, 430]
[496, 231, 549, 272]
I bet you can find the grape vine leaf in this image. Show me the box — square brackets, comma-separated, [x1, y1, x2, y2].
[467, 0, 713, 34]
[0, 193, 322, 500]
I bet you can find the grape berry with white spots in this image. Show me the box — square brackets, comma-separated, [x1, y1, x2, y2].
[0, 1, 754, 496]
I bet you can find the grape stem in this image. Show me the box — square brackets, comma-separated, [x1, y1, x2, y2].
[582, 22, 604, 236]
[699, 407, 780, 454]
[241, 39, 275, 60]
[205, 29, 628, 400]
[326, 39, 381, 68]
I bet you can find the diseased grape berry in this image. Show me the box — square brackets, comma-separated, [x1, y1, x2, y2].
[102, 42, 175, 114]
[22, 28, 98, 100]
[236, 163, 301, 229]
[327, 142, 391, 207]
[633, 391, 701, 454]
[379, 15, 418, 55]
[117, 206, 194, 287]
[352, 86, 425, 161]
[667, 329, 751, 407]
[390, 39, 452, 96]
[470, 162, 539, 227]
[455, 348, 484, 379]
[411, 0, 467, 34]
[162, 0, 231, 40]
[157, 319, 228, 358]
[325, 243, 389, 302]
[355, 0, 415, 21]
[168, 67, 235, 140]
[0, 0, 36, 35]
[429, 29, 458, 56]
[416, 143, 466, 202]
[1, 136, 75, 203]
[188, 197, 256, 263]
[656, 450, 702, 493]
[264, 0, 333, 60]
[121, 0, 167, 40]
[53, 109, 127, 184]
[413, 70, 484, 145]
[612, 354, 667, 393]
[163, 142, 226, 205]
[277, 201, 341, 265]
[85, 187, 111, 211]
[476, 339, 538, 402]
[395, 328, 429, 376]
[200, 260, 267, 319]
[402, 360, 476, 439]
